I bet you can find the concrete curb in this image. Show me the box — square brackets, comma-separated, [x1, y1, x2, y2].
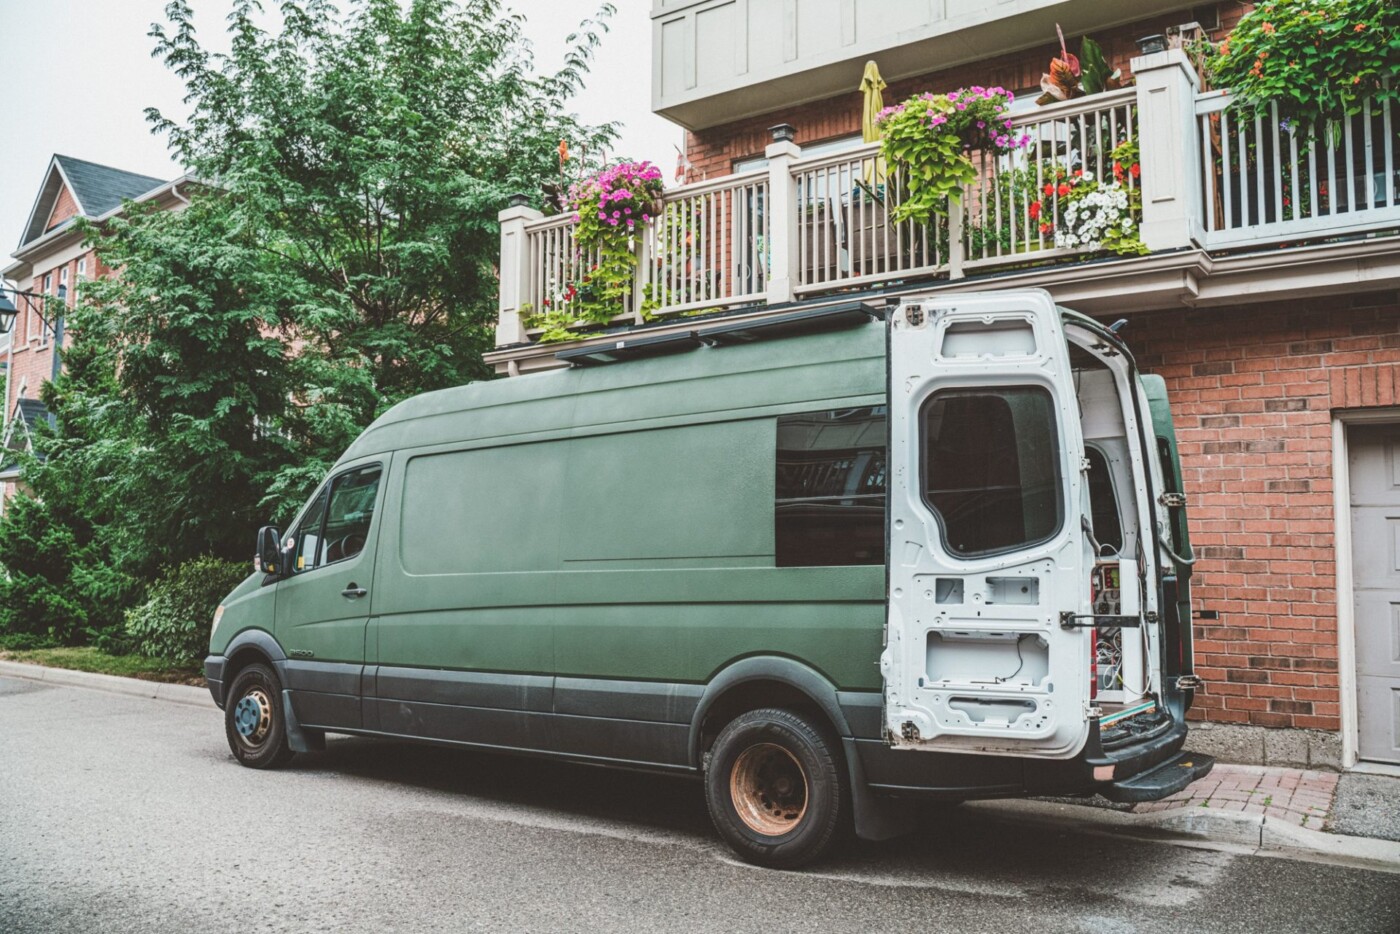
[0, 660, 216, 709]
[968, 798, 1400, 872]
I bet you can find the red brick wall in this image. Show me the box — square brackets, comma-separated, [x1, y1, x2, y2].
[45, 186, 80, 233]
[685, 3, 1251, 179]
[1124, 294, 1400, 731]
[5, 249, 97, 426]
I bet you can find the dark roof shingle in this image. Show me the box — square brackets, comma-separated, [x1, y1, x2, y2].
[54, 155, 167, 217]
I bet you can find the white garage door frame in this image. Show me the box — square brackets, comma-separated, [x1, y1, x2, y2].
[1333, 408, 1400, 769]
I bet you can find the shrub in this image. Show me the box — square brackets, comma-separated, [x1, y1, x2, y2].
[0, 631, 60, 652]
[123, 557, 250, 665]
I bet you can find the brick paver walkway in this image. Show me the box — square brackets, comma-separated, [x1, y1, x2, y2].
[1131, 764, 1340, 828]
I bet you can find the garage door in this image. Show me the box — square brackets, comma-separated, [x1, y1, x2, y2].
[1350, 424, 1400, 764]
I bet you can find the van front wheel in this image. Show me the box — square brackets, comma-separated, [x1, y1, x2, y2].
[224, 662, 294, 769]
[705, 707, 844, 868]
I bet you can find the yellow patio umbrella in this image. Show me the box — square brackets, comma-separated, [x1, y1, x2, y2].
[859, 60, 887, 188]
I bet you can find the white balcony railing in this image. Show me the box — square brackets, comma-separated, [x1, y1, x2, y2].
[496, 52, 1400, 348]
[1196, 86, 1400, 248]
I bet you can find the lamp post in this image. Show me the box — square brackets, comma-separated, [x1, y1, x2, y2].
[0, 283, 59, 435]
[0, 284, 50, 336]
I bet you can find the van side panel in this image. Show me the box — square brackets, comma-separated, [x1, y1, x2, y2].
[360, 323, 888, 767]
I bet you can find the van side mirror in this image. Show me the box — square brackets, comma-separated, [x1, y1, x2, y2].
[257, 526, 283, 577]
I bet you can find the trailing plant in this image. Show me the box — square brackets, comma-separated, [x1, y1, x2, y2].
[1206, 0, 1400, 138]
[1037, 26, 1125, 105]
[876, 86, 1031, 226]
[567, 160, 665, 322]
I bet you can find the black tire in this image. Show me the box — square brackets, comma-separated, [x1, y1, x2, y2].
[704, 707, 845, 869]
[223, 662, 295, 769]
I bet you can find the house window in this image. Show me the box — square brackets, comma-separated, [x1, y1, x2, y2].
[35, 275, 53, 344]
[76, 258, 87, 278]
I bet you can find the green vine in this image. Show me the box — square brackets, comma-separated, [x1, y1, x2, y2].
[1205, 0, 1400, 139]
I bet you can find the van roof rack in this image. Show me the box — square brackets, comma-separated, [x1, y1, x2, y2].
[554, 301, 883, 367]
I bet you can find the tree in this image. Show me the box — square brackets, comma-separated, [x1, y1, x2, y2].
[0, 0, 616, 640]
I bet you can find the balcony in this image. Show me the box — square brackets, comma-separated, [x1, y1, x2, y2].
[493, 51, 1400, 371]
[650, 0, 1197, 130]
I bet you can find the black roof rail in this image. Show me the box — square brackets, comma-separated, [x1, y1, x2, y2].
[554, 301, 884, 367]
[555, 330, 705, 367]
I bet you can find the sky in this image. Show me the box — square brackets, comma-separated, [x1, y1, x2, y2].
[0, 0, 681, 265]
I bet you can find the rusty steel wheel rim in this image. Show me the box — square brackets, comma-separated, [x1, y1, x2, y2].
[729, 743, 809, 837]
[233, 687, 274, 748]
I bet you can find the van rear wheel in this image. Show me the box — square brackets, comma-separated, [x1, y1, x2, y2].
[705, 707, 844, 868]
[224, 662, 294, 769]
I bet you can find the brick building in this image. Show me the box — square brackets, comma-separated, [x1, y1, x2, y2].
[1, 155, 188, 502]
[490, 1, 1400, 770]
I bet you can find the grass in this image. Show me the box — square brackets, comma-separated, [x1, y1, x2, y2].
[0, 646, 204, 686]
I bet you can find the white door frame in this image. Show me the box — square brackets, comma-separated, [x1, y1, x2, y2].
[1332, 407, 1400, 768]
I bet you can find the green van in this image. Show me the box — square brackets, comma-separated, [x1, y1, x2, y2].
[206, 290, 1211, 867]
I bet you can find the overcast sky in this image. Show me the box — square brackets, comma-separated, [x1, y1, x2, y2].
[0, 0, 680, 263]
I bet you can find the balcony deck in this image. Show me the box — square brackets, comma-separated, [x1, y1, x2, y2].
[491, 53, 1400, 375]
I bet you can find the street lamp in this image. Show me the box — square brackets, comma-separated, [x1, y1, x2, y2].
[0, 284, 52, 336]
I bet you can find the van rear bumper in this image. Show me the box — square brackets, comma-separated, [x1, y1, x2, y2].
[855, 715, 1194, 801]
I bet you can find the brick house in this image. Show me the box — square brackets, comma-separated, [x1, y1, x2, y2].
[489, 1, 1400, 770]
[1, 155, 189, 503]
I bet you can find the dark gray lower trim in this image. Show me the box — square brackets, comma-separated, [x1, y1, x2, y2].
[837, 690, 883, 739]
[204, 655, 227, 708]
[375, 666, 552, 712]
[554, 677, 702, 724]
[550, 713, 690, 766]
[284, 659, 364, 696]
[290, 691, 362, 731]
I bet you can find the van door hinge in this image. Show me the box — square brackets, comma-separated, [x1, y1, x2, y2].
[1159, 492, 1187, 508]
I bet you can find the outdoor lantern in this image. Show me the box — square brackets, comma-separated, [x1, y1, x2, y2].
[0, 291, 17, 335]
[1136, 34, 1167, 55]
[769, 124, 796, 143]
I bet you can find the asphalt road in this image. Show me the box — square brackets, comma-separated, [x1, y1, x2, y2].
[2, 676, 1398, 934]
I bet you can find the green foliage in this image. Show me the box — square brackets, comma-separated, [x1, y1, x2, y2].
[1206, 0, 1400, 136]
[1037, 29, 1125, 105]
[124, 557, 250, 665]
[1078, 37, 1122, 97]
[1029, 144, 1147, 258]
[0, 632, 59, 652]
[877, 87, 1028, 226]
[0, 0, 615, 643]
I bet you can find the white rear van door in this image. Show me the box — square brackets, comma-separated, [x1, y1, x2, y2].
[881, 291, 1092, 758]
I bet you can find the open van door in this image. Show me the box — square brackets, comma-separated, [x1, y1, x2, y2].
[881, 291, 1093, 758]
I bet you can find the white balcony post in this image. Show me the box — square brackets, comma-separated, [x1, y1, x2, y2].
[765, 125, 802, 305]
[1132, 48, 1204, 252]
[948, 197, 966, 280]
[496, 196, 543, 347]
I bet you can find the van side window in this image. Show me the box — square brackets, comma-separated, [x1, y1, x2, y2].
[290, 464, 383, 573]
[322, 465, 382, 565]
[921, 387, 1062, 557]
[291, 487, 329, 574]
[775, 407, 886, 567]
